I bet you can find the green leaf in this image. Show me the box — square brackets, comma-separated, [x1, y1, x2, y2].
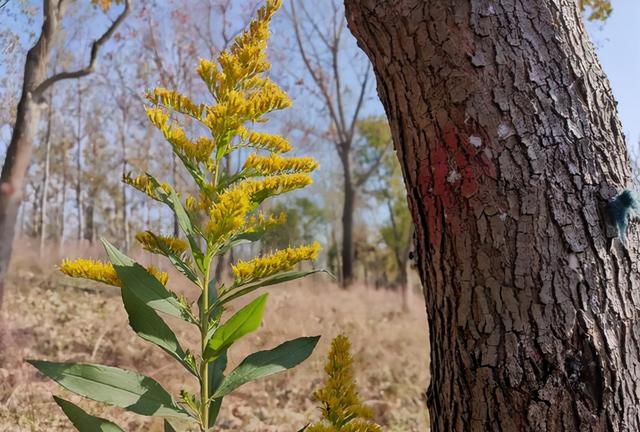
[213, 336, 320, 398]
[118, 265, 194, 376]
[146, 231, 199, 283]
[168, 189, 205, 268]
[218, 270, 325, 306]
[204, 294, 268, 362]
[29, 360, 190, 419]
[164, 420, 178, 432]
[53, 396, 124, 432]
[207, 351, 228, 428]
[218, 231, 266, 255]
[102, 239, 189, 321]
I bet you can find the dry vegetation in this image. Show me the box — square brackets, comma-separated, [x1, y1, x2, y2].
[0, 241, 429, 431]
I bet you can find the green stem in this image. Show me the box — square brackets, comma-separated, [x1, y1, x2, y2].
[199, 257, 212, 431]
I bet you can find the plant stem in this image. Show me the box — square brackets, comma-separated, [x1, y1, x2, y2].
[199, 257, 212, 431]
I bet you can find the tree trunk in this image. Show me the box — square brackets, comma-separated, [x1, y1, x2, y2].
[0, 6, 55, 307]
[345, 1, 640, 430]
[39, 94, 54, 257]
[341, 153, 356, 287]
[75, 86, 84, 243]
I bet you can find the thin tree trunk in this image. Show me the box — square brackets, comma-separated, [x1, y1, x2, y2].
[121, 111, 129, 252]
[75, 85, 83, 243]
[39, 94, 54, 256]
[346, 0, 639, 430]
[0, 4, 55, 306]
[58, 136, 67, 254]
[341, 154, 356, 287]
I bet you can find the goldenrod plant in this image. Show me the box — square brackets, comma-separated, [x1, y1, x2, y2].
[305, 335, 382, 432]
[28, 1, 323, 430]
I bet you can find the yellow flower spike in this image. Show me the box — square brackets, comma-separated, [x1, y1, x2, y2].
[238, 173, 314, 201]
[307, 335, 382, 432]
[245, 211, 288, 232]
[60, 259, 170, 287]
[206, 188, 252, 244]
[135, 231, 188, 256]
[244, 153, 319, 175]
[146, 88, 205, 119]
[231, 242, 320, 281]
[123, 173, 160, 200]
[239, 128, 292, 154]
[60, 258, 122, 287]
[147, 266, 170, 286]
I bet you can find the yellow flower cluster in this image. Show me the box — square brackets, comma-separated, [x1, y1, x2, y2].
[245, 211, 287, 232]
[307, 335, 381, 432]
[123, 172, 171, 201]
[239, 173, 314, 199]
[60, 259, 169, 287]
[206, 188, 252, 244]
[244, 153, 319, 175]
[146, 107, 213, 163]
[135, 231, 188, 256]
[231, 242, 320, 281]
[146, 88, 205, 119]
[239, 128, 292, 154]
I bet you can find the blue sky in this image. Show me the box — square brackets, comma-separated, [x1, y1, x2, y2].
[586, 0, 640, 147]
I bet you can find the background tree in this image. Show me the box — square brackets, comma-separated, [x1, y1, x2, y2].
[345, 0, 639, 430]
[287, 0, 382, 287]
[0, 0, 129, 308]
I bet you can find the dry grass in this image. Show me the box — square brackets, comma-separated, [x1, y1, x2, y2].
[0, 241, 429, 431]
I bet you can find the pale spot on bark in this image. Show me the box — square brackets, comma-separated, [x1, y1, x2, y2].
[470, 135, 483, 147]
[447, 169, 461, 183]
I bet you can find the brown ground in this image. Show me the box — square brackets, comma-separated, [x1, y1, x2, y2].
[0, 243, 429, 431]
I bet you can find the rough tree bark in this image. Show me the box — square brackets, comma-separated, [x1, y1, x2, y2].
[345, 1, 640, 430]
[0, 0, 129, 309]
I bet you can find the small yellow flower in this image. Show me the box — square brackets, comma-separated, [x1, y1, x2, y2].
[135, 231, 188, 256]
[123, 173, 171, 201]
[244, 153, 318, 175]
[238, 173, 313, 200]
[231, 242, 320, 281]
[59, 259, 169, 287]
[146, 88, 205, 119]
[245, 211, 287, 232]
[307, 335, 381, 432]
[60, 258, 121, 287]
[206, 188, 252, 244]
[239, 128, 292, 153]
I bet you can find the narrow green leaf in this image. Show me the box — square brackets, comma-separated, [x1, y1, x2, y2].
[218, 270, 325, 306]
[213, 336, 320, 398]
[29, 360, 190, 419]
[164, 420, 178, 432]
[218, 231, 266, 255]
[102, 239, 188, 320]
[119, 269, 194, 376]
[147, 231, 199, 283]
[53, 396, 124, 432]
[168, 189, 205, 267]
[203, 294, 268, 361]
[207, 351, 228, 428]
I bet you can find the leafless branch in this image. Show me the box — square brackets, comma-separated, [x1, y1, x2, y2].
[33, 0, 130, 97]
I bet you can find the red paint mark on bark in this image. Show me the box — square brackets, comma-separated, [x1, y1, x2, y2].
[461, 166, 478, 198]
[0, 182, 14, 196]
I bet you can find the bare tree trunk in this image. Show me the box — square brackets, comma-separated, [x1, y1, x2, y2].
[0, 0, 128, 310]
[346, 0, 640, 430]
[75, 85, 83, 243]
[341, 154, 355, 287]
[39, 94, 54, 256]
[121, 112, 129, 252]
[0, 8, 52, 307]
[58, 136, 68, 254]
